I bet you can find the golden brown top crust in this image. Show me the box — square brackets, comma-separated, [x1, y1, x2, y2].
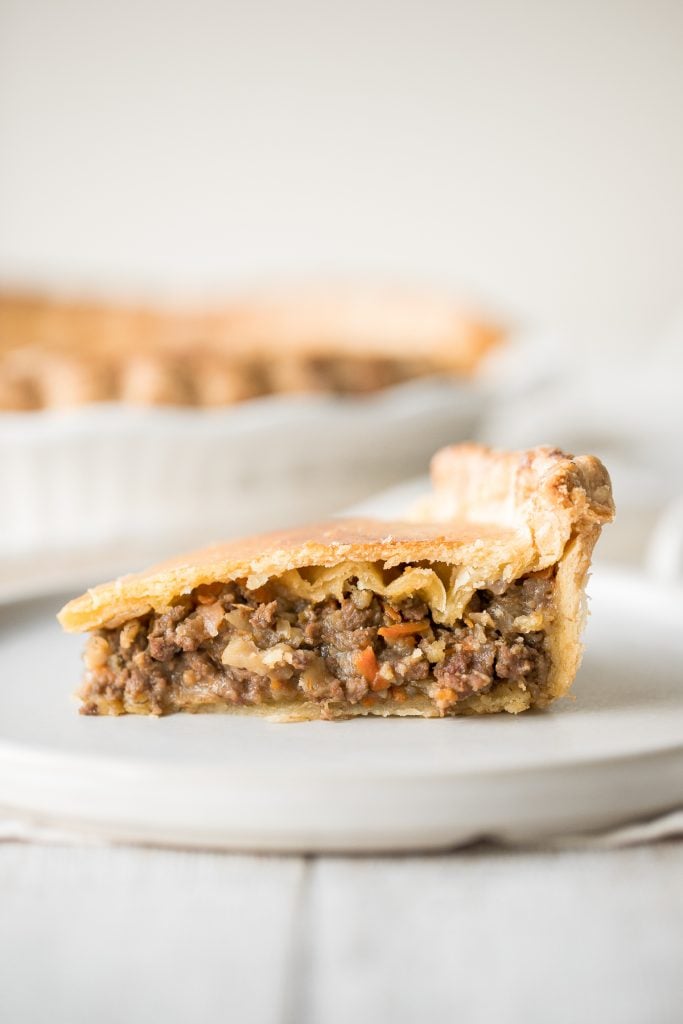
[58, 518, 517, 632]
[215, 285, 502, 367]
[0, 286, 501, 363]
[58, 444, 614, 633]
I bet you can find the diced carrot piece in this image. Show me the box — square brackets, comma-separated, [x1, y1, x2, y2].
[378, 621, 429, 641]
[390, 686, 407, 703]
[361, 695, 376, 708]
[355, 646, 379, 683]
[384, 604, 402, 622]
[370, 674, 390, 693]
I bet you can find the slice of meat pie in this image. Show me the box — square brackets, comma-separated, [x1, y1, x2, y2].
[58, 445, 614, 719]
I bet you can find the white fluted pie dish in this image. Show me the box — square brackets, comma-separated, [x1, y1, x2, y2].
[0, 378, 480, 600]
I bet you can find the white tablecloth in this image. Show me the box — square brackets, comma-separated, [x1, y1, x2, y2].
[2, 839, 682, 1024]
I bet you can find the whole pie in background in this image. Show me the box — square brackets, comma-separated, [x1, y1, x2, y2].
[0, 285, 503, 410]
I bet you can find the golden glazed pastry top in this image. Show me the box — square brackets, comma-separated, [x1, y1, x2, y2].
[59, 445, 615, 634]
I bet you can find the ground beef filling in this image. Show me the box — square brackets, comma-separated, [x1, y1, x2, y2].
[80, 574, 553, 716]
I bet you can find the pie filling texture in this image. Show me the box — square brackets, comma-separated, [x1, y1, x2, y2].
[80, 564, 554, 718]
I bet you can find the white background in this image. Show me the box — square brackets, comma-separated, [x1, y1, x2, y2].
[1, 0, 682, 343]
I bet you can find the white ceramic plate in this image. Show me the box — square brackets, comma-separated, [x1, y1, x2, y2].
[0, 567, 681, 851]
